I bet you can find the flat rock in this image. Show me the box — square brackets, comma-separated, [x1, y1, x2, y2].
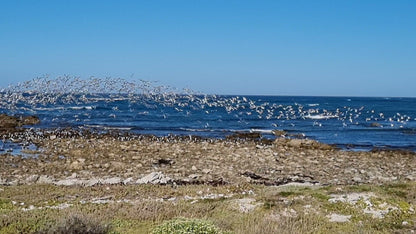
[136, 172, 172, 185]
[84, 178, 101, 186]
[123, 177, 134, 185]
[102, 177, 122, 185]
[327, 213, 351, 222]
[54, 179, 83, 186]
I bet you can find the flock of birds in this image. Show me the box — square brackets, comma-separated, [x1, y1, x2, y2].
[0, 76, 414, 154]
[0, 76, 414, 130]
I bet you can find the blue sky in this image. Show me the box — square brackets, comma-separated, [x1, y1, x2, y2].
[1, 0, 415, 97]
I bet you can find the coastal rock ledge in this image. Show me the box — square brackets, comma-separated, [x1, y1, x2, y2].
[0, 127, 415, 187]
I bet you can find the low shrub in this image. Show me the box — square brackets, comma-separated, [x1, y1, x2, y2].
[152, 218, 222, 234]
[37, 213, 111, 234]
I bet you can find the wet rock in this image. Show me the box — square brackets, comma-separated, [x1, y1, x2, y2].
[277, 138, 333, 150]
[0, 114, 40, 130]
[136, 172, 172, 185]
[226, 132, 261, 141]
[0, 114, 20, 129]
[370, 123, 382, 127]
[22, 116, 40, 125]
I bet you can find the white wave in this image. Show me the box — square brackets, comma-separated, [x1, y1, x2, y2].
[69, 106, 95, 110]
[250, 129, 274, 134]
[307, 103, 319, 107]
[33, 107, 65, 111]
[83, 124, 131, 131]
[103, 126, 132, 130]
[179, 128, 214, 132]
[83, 124, 104, 128]
[305, 114, 338, 120]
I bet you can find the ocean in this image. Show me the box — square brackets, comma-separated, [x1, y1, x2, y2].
[1, 78, 415, 152]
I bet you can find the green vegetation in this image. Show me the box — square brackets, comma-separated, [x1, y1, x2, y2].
[0, 182, 415, 233]
[37, 214, 111, 234]
[152, 218, 222, 234]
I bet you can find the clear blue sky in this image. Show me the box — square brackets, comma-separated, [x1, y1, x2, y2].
[1, 0, 415, 97]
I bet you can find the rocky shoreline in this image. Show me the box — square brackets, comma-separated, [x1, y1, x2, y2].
[1, 114, 415, 187]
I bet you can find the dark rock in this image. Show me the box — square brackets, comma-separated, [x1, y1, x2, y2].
[22, 116, 40, 125]
[276, 138, 333, 150]
[0, 114, 19, 129]
[370, 123, 382, 127]
[242, 171, 267, 180]
[226, 132, 261, 141]
[260, 138, 274, 145]
[153, 158, 173, 166]
[173, 178, 227, 186]
[0, 114, 40, 132]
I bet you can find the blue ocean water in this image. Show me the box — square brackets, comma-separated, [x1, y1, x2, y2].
[1, 91, 415, 151]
